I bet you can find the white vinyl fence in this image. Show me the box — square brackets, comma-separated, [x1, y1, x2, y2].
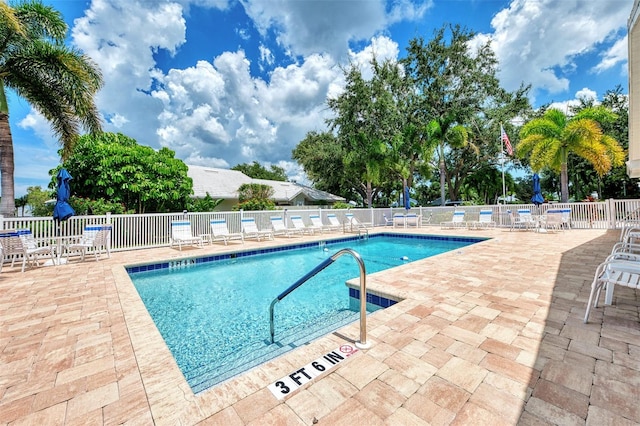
[2, 199, 640, 253]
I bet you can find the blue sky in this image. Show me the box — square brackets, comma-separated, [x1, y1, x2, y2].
[8, 0, 633, 197]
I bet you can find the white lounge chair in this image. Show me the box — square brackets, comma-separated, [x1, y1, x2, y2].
[468, 209, 495, 229]
[310, 214, 332, 233]
[270, 216, 303, 237]
[241, 218, 273, 241]
[325, 214, 343, 231]
[345, 213, 372, 232]
[65, 224, 113, 261]
[291, 215, 320, 235]
[382, 214, 393, 227]
[210, 219, 244, 245]
[441, 210, 466, 229]
[169, 220, 203, 250]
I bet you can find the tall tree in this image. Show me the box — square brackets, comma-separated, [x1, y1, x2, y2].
[403, 24, 505, 203]
[63, 132, 193, 213]
[326, 60, 389, 206]
[0, 1, 103, 216]
[292, 131, 354, 200]
[517, 107, 625, 202]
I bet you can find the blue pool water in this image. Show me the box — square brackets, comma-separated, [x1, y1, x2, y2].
[129, 233, 483, 393]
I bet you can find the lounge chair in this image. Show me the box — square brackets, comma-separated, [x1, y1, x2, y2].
[241, 218, 273, 241]
[323, 214, 343, 231]
[468, 209, 495, 229]
[291, 215, 320, 235]
[441, 210, 466, 229]
[345, 213, 372, 232]
[310, 214, 333, 233]
[270, 216, 304, 237]
[169, 220, 203, 250]
[326, 214, 343, 231]
[1, 229, 55, 272]
[382, 214, 394, 227]
[210, 219, 244, 245]
[66, 225, 113, 261]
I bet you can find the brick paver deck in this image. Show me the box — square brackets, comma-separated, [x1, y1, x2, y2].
[1, 226, 638, 425]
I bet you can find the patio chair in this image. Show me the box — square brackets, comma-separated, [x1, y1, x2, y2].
[382, 214, 394, 227]
[584, 253, 640, 323]
[66, 224, 113, 261]
[345, 213, 372, 232]
[405, 213, 422, 228]
[441, 210, 466, 229]
[210, 219, 244, 245]
[241, 218, 273, 241]
[468, 209, 495, 229]
[169, 220, 203, 251]
[539, 209, 563, 233]
[509, 209, 536, 231]
[560, 208, 572, 229]
[270, 216, 304, 237]
[291, 215, 320, 235]
[0, 229, 55, 272]
[326, 214, 343, 231]
[393, 214, 406, 228]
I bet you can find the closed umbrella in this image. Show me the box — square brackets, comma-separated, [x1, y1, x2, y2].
[53, 168, 75, 222]
[531, 173, 544, 206]
[403, 185, 411, 211]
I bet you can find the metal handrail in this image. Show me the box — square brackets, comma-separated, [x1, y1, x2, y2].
[268, 248, 371, 349]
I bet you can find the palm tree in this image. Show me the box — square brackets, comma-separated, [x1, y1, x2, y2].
[0, 1, 103, 217]
[517, 107, 624, 202]
[426, 119, 471, 205]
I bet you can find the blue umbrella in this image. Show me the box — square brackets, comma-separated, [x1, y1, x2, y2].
[53, 168, 75, 222]
[531, 173, 544, 206]
[404, 185, 411, 210]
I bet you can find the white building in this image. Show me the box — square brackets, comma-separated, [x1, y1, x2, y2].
[628, 0, 640, 177]
[187, 165, 345, 211]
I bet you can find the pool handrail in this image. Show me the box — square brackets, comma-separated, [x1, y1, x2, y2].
[268, 248, 370, 349]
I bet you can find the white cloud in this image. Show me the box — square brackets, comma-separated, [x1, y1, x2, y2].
[592, 34, 628, 74]
[242, 0, 427, 60]
[483, 0, 631, 100]
[70, 0, 188, 147]
[548, 87, 599, 112]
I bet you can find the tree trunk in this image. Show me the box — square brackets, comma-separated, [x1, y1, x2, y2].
[439, 158, 446, 205]
[0, 112, 15, 217]
[560, 162, 569, 203]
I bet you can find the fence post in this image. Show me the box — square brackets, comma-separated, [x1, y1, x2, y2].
[607, 199, 616, 229]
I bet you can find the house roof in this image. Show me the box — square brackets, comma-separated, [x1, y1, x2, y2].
[187, 165, 344, 203]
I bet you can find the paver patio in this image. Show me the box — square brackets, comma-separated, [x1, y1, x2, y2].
[1, 226, 639, 425]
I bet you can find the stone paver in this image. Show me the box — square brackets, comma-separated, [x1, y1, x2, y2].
[2, 226, 640, 425]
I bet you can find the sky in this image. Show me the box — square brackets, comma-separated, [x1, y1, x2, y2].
[7, 0, 633, 197]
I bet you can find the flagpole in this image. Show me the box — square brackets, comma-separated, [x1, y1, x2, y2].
[500, 124, 506, 205]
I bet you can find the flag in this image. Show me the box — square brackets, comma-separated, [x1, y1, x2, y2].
[501, 125, 513, 156]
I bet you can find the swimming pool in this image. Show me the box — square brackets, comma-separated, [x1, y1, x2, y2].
[128, 233, 484, 393]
